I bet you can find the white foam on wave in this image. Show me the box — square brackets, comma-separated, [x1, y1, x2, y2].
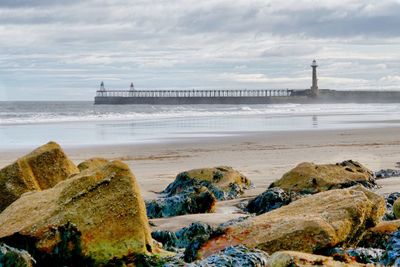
[1, 103, 399, 125]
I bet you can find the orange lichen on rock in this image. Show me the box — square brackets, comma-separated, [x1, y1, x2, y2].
[0, 141, 79, 212]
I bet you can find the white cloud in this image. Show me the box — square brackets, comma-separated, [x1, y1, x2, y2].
[0, 0, 400, 100]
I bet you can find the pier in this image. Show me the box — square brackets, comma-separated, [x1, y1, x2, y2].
[94, 60, 400, 105]
[96, 89, 294, 98]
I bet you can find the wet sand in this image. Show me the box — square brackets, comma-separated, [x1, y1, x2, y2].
[1, 126, 400, 231]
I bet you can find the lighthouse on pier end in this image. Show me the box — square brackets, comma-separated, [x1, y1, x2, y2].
[310, 60, 319, 97]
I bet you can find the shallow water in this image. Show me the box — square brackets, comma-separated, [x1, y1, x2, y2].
[1, 101, 400, 149]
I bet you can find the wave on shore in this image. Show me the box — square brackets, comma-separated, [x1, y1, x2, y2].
[1, 102, 399, 125]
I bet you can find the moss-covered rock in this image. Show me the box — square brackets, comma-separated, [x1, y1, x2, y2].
[163, 166, 251, 200]
[0, 161, 154, 266]
[195, 186, 385, 259]
[270, 160, 376, 194]
[77, 157, 109, 171]
[393, 198, 400, 219]
[268, 251, 369, 267]
[0, 141, 79, 212]
[146, 186, 216, 218]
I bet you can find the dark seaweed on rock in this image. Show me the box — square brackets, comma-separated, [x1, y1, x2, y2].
[174, 222, 224, 263]
[0, 243, 35, 267]
[383, 192, 400, 220]
[187, 245, 269, 267]
[375, 169, 400, 179]
[146, 186, 216, 219]
[324, 247, 384, 264]
[383, 230, 400, 266]
[151, 230, 178, 251]
[245, 187, 291, 215]
[175, 222, 214, 249]
[162, 167, 251, 200]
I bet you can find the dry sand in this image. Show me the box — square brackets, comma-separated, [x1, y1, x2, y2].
[1, 126, 400, 231]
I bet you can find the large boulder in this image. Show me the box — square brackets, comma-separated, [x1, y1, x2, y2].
[77, 157, 109, 171]
[0, 141, 79, 212]
[146, 186, 216, 218]
[268, 251, 370, 267]
[270, 160, 375, 194]
[163, 166, 251, 200]
[195, 186, 385, 259]
[0, 161, 154, 266]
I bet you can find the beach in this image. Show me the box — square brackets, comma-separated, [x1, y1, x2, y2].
[2, 125, 400, 231]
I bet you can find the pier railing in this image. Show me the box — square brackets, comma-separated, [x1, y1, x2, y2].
[96, 89, 293, 98]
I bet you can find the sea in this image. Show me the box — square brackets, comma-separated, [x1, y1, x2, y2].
[1, 101, 400, 150]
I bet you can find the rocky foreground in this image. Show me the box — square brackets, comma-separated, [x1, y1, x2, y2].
[0, 142, 400, 266]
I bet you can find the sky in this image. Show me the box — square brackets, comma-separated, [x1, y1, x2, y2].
[0, 0, 400, 100]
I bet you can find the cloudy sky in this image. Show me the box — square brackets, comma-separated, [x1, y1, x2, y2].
[0, 0, 400, 100]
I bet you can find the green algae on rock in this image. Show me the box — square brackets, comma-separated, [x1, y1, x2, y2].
[269, 160, 376, 194]
[0, 160, 154, 266]
[0, 141, 79, 212]
[162, 166, 251, 200]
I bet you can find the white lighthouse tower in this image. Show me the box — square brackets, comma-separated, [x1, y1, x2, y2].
[310, 60, 319, 97]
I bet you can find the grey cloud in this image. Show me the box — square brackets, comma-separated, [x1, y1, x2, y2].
[0, 0, 81, 7]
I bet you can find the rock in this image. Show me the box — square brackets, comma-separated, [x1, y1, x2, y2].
[324, 247, 384, 265]
[358, 220, 400, 248]
[146, 186, 216, 218]
[383, 192, 400, 220]
[77, 157, 109, 171]
[0, 243, 35, 267]
[151, 230, 178, 251]
[375, 169, 400, 179]
[245, 187, 291, 215]
[382, 230, 400, 266]
[268, 251, 371, 267]
[176, 222, 215, 249]
[188, 245, 269, 267]
[0, 161, 154, 266]
[195, 186, 385, 259]
[270, 160, 376, 194]
[218, 215, 255, 229]
[162, 166, 251, 200]
[393, 198, 400, 219]
[0, 141, 79, 212]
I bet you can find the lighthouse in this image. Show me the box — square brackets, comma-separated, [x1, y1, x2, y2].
[310, 60, 318, 97]
[99, 81, 106, 92]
